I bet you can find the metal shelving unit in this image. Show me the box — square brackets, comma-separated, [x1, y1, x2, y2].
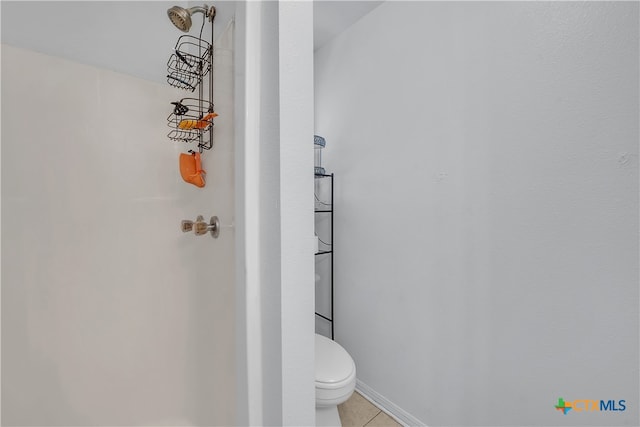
[315, 172, 334, 339]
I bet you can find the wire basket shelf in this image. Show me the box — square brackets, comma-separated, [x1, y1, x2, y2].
[166, 35, 212, 92]
[167, 97, 215, 147]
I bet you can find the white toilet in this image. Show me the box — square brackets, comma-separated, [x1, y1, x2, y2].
[315, 333, 357, 426]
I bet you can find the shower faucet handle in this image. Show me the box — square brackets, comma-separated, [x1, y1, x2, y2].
[181, 219, 194, 233]
[194, 215, 209, 236]
[181, 216, 220, 238]
[194, 215, 220, 238]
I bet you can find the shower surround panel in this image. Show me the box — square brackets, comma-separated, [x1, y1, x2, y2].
[1, 25, 236, 427]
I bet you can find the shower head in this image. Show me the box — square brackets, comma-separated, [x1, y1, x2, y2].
[167, 5, 215, 32]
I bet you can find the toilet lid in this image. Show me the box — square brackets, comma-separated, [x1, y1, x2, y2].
[315, 334, 355, 384]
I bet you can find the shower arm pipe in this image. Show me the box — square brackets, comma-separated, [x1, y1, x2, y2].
[190, 5, 215, 21]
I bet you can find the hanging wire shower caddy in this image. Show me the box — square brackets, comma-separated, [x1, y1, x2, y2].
[166, 26, 215, 152]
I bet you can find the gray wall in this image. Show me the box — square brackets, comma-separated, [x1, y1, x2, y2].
[239, 2, 316, 425]
[257, 2, 284, 423]
[314, 2, 639, 426]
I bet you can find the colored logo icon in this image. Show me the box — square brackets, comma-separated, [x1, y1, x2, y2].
[555, 398, 572, 415]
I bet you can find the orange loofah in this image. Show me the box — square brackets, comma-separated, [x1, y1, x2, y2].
[179, 152, 206, 188]
[178, 112, 218, 130]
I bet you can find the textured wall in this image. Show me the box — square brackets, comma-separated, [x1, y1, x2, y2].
[314, 2, 639, 426]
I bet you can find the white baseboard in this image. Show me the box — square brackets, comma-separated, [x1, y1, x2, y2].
[355, 379, 427, 427]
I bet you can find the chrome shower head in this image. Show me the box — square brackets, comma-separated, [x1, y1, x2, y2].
[167, 5, 214, 32]
[167, 6, 191, 32]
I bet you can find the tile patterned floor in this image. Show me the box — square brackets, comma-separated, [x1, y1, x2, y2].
[338, 391, 402, 427]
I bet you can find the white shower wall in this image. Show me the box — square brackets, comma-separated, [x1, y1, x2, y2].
[1, 30, 235, 426]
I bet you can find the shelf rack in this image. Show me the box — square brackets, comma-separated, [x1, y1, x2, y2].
[166, 97, 215, 144]
[166, 33, 215, 153]
[166, 35, 211, 91]
[315, 172, 334, 339]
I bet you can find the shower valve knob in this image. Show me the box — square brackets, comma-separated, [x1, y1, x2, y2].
[194, 215, 209, 235]
[191, 215, 220, 238]
[181, 220, 194, 233]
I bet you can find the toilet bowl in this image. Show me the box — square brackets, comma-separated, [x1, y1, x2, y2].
[315, 333, 356, 426]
